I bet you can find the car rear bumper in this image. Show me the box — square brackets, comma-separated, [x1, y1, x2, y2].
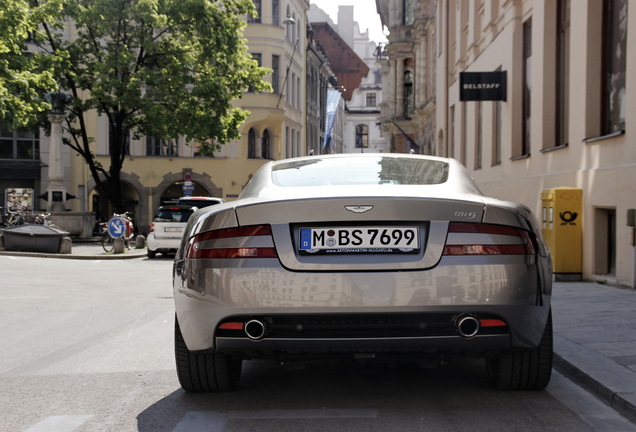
[147, 234, 182, 252]
[174, 256, 551, 356]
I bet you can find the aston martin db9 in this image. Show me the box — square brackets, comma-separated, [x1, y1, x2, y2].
[173, 154, 553, 392]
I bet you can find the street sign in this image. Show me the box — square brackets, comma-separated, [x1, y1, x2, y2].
[107, 217, 126, 238]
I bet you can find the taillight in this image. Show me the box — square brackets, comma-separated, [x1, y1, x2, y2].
[149, 223, 155, 233]
[185, 225, 278, 259]
[443, 222, 536, 256]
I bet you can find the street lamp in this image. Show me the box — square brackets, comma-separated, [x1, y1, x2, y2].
[277, 16, 299, 108]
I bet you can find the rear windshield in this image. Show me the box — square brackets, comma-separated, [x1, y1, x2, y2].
[271, 157, 449, 187]
[153, 208, 193, 223]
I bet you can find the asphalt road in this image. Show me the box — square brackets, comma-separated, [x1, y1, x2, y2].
[0, 255, 634, 432]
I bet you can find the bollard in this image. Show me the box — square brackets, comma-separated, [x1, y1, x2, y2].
[59, 236, 72, 254]
[135, 234, 146, 249]
[113, 237, 125, 254]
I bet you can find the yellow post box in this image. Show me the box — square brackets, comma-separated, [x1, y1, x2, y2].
[541, 187, 582, 280]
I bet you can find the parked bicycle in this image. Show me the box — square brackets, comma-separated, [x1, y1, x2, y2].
[101, 212, 135, 253]
[5, 209, 26, 227]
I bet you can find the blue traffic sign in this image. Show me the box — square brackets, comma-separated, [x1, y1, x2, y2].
[107, 217, 126, 238]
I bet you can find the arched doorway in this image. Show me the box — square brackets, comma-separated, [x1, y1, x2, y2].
[159, 181, 210, 206]
[89, 181, 140, 234]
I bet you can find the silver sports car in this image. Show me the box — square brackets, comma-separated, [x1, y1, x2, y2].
[173, 154, 553, 392]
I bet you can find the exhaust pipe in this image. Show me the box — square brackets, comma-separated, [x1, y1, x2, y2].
[244, 319, 267, 340]
[455, 314, 480, 338]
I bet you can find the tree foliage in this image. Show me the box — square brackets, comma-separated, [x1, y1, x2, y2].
[0, 0, 270, 212]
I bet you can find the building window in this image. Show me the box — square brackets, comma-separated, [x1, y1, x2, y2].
[261, 129, 271, 159]
[366, 93, 377, 107]
[555, 0, 570, 147]
[373, 69, 382, 84]
[248, 128, 257, 158]
[110, 125, 130, 156]
[521, 18, 532, 156]
[272, 55, 280, 94]
[249, 0, 261, 23]
[0, 125, 39, 160]
[249, 54, 262, 92]
[601, 0, 627, 135]
[272, 0, 279, 26]
[146, 135, 177, 156]
[404, 71, 414, 118]
[403, 0, 414, 25]
[355, 124, 369, 149]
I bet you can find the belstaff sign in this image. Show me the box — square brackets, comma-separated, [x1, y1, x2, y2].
[460, 71, 507, 101]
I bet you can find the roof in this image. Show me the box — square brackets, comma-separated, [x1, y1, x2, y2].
[309, 22, 370, 101]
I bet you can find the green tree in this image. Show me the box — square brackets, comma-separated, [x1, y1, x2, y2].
[1, 0, 270, 212]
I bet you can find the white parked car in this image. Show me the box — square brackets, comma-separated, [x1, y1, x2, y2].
[146, 205, 195, 258]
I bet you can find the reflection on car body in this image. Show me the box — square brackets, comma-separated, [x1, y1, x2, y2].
[172, 154, 553, 392]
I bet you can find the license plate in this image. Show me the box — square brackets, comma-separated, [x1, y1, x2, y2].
[164, 227, 183, 232]
[299, 227, 419, 253]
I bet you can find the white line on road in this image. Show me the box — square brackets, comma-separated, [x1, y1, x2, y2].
[25, 415, 94, 432]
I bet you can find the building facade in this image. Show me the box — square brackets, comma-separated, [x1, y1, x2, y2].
[377, 0, 437, 155]
[435, 0, 635, 287]
[340, 7, 388, 154]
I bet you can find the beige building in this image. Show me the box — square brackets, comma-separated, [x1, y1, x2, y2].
[435, 0, 635, 287]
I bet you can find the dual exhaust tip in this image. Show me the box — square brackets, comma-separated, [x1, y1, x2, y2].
[241, 314, 481, 340]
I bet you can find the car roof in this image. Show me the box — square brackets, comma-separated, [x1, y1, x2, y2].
[156, 205, 197, 210]
[178, 196, 224, 201]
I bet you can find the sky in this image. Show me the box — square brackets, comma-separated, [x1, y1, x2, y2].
[311, 0, 388, 44]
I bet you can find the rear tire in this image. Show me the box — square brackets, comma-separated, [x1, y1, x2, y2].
[486, 311, 553, 390]
[147, 249, 156, 258]
[174, 317, 242, 392]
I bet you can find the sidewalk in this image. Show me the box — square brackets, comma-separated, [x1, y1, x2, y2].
[1, 241, 635, 422]
[552, 281, 636, 424]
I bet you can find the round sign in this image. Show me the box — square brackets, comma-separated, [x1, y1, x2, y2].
[107, 217, 126, 238]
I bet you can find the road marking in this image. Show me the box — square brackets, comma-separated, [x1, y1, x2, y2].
[173, 409, 377, 432]
[25, 415, 94, 432]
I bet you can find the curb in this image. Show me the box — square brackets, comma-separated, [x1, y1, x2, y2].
[553, 334, 636, 424]
[0, 249, 147, 260]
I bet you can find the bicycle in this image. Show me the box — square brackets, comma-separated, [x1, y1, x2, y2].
[6, 209, 26, 227]
[101, 212, 135, 252]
